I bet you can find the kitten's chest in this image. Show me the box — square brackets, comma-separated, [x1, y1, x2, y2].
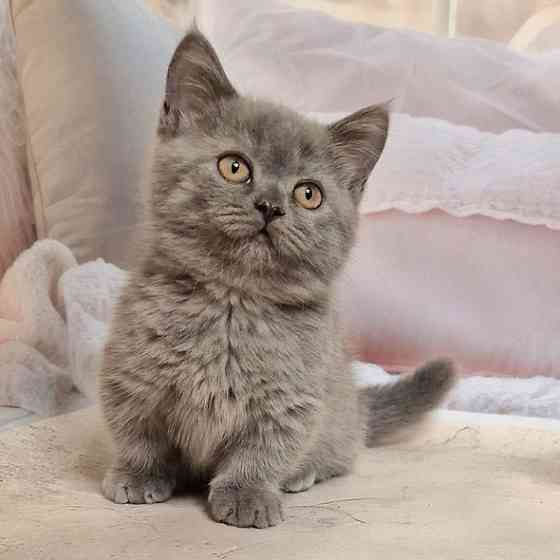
[166, 292, 305, 458]
[174, 292, 285, 389]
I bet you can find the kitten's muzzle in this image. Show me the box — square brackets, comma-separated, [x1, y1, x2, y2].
[254, 199, 285, 225]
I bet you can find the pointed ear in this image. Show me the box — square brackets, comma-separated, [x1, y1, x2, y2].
[327, 106, 388, 203]
[159, 28, 237, 135]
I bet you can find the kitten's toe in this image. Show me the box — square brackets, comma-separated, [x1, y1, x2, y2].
[102, 468, 175, 504]
[209, 484, 284, 528]
[143, 478, 176, 503]
[281, 469, 317, 493]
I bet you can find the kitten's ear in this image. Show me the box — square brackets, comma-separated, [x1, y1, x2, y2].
[159, 28, 237, 135]
[327, 106, 388, 204]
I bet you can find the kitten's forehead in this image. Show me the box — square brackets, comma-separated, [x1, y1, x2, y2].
[219, 98, 328, 173]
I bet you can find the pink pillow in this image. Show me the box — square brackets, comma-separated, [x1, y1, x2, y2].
[0, 1, 34, 278]
[341, 210, 560, 378]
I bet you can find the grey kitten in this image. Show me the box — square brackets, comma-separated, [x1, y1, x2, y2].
[99, 29, 455, 529]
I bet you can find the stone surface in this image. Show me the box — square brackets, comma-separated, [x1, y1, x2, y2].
[1, 407, 560, 559]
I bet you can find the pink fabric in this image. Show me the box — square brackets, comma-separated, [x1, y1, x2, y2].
[340, 210, 560, 377]
[0, 0, 34, 279]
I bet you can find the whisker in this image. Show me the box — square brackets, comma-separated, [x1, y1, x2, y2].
[215, 210, 247, 219]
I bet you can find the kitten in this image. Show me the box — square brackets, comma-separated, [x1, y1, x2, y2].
[99, 29, 455, 529]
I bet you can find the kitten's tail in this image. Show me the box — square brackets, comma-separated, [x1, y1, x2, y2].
[360, 359, 456, 447]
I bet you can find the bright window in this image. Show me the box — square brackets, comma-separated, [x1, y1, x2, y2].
[288, 0, 560, 51]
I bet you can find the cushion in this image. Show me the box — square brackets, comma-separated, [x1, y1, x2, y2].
[361, 112, 560, 229]
[0, 0, 34, 278]
[341, 210, 560, 377]
[10, 0, 180, 266]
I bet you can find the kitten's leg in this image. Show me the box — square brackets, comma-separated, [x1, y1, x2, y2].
[102, 418, 179, 505]
[302, 383, 362, 488]
[208, 418, 312, 529]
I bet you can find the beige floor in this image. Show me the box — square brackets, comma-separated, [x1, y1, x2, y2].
[2, 406, 559, 559]
[0, 406, 35, 431]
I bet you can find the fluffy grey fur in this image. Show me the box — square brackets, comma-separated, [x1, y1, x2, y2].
[99, 29, 456, 528]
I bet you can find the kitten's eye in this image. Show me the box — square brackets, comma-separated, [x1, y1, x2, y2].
[217, 154, 252, 184]
[293, 182, 323, 210]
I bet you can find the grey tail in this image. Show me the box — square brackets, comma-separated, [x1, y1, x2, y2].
[360, 359, 456, 447]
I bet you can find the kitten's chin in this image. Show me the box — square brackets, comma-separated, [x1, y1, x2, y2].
[256, 229, 274, 246]
[248, 230, 277, 260]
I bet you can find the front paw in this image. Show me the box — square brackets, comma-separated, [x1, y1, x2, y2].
[102, 467, 175, 504]
[209, 484, 284, 528]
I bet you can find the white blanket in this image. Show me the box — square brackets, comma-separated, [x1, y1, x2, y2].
[0, 240, 126, 414]
[1, 239, 560, 419]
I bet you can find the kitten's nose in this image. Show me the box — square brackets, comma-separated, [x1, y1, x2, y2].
[254, 199, 285, 224]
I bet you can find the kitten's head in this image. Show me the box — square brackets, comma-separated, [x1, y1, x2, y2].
[149, 30, 387, 302]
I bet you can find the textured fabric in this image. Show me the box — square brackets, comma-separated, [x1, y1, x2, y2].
[197, 0, 560, 134]
[364, 112, 560, 229]
[0, 240, 125, 414]
[2, 240, 560, 417]
[0, 240, 77, 415]
[10, 0, 180, 266]
[0, 0, 34, 279]
[355, 363, 560, 420]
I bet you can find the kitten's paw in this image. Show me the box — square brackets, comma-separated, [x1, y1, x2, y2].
[209, 484, 284, 528]
[281, 469, 317, 493]
[102, 468, 175, 504]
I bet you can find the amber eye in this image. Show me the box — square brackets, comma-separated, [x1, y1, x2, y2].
[217, 154, 252, 184]
[293, 183, 323, 210]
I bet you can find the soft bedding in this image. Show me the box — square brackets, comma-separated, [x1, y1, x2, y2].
[9, 0, 560, 384]
[2, 240, 560, 419]
[342, 210, 560, 379]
